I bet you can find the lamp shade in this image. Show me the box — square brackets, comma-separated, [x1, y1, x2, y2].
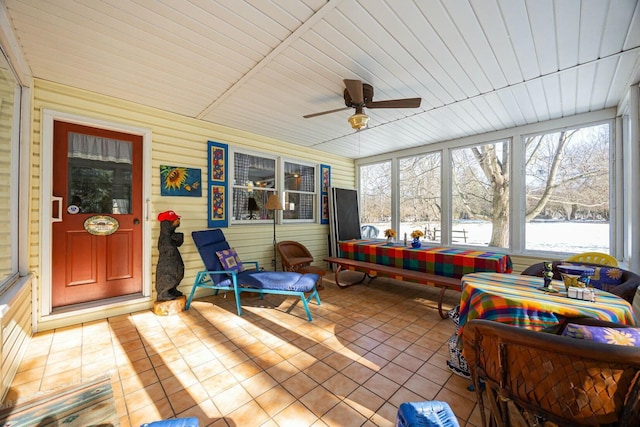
[348, 113, 369, 130]
[264, 194, 283, 210]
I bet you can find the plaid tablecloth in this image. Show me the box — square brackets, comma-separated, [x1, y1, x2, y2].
[338, 239, 513, 279]
[458, 272, 638, 336]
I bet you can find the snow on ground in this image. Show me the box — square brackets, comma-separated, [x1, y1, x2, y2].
[365, 221, 608, 253]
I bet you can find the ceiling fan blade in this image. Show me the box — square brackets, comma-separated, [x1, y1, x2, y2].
[303, 106, 351, 119]
[366, 98, 422, 109]
[343, 79, 364, 105]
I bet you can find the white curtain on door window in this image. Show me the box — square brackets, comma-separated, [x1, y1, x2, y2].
[68, 132, 132, 164]
[112, 199, 130, 214]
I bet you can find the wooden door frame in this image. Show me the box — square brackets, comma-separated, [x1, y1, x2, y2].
[40, 109, 152, 318]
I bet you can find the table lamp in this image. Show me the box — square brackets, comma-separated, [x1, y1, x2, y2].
[264, 194, 283, 270]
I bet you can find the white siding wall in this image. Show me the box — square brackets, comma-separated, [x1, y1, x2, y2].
[30, 79, 355, 331]
[0, 275, 32, 400]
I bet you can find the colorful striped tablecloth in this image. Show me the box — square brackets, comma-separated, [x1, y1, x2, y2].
[338, 239, 513, 279]
[458, 272, 638, 336]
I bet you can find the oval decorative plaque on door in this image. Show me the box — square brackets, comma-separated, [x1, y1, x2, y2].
[83, 215, 119, 236]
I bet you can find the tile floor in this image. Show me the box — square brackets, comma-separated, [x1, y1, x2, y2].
[6, 273, 483, 427]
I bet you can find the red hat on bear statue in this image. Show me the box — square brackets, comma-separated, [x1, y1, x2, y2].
[157, 210, 180, 222]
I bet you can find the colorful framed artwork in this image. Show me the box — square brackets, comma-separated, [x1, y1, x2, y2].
[208, 141, 228, 228]
[320, 164, 331, 224]
[160, 165, 202, 197]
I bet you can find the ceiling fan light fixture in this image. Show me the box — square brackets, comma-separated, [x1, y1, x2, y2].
[348, 113, 369, 130]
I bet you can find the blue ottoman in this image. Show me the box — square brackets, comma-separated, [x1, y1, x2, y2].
[396, 401, 459, 427]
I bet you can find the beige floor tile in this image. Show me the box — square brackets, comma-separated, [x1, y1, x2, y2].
[272, 400, 319, 426]
[344, 386, 385, 419]
[211, 383, 253, 416]
[255, 385, 297, 417]
[10, 366, 45, 386]
[378, 361, 413, 385]
[280, 371, 318, 398]
[225, 399, 270, 426]
[241, 371, 278, 398]
[304, 360, 339, 384]
[321, 372, 359, 398]
[4, 275, 486, 426]
[300, 385, 341, 417]
[363, 373, 402, 401]
[321, 401, 368, 427]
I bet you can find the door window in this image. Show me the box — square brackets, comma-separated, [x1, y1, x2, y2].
[67, 132, 133, 214]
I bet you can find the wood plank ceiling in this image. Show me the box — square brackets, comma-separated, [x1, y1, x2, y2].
[4, 0, 640, 159]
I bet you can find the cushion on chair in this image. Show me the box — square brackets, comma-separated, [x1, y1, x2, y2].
[218, 271, 318, 292]
[562, 323, 640, 347]
[216, 248, 243, 273]
[567, 264, 624, 291]
[192, 229, 230, 284]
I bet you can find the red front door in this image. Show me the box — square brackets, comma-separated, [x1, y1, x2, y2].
[51, 121, 143, 308]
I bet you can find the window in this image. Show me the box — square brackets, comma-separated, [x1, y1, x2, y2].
[231, 151, 318, 223]
[399, 153, 441, 243]
[283, 161, 315, 221]
[359, 162, 391, 238]
[232, 152, 276, 221]
[0, 51, 20, 287]
[357, 116, 616, 256]
[451, 140, 510, 248]
[68, 133, 133, 214]
[524, 123, 610, 253]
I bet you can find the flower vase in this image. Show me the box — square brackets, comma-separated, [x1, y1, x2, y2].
[411, 239, 421, 248]
[387, 237, 394, 245]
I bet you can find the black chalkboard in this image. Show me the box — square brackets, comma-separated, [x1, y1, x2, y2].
[328, 187, 361, 256]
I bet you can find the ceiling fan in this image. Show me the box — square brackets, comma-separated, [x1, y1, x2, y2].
[303, 79, 422, 130]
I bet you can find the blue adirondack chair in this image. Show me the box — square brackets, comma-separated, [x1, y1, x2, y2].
[186, 229, 321, 321]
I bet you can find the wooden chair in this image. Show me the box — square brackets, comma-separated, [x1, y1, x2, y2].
[565, 251, 618, 267]
[463, 319, 640, 427]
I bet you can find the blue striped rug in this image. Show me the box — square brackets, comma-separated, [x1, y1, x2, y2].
[0, 375, 118, 426]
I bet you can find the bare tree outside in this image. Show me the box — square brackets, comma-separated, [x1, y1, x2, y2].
[451, 141, 509, 247]
[524, 124, 610, 252]
[399, 153, 441, 242]
[358, 122, 610, 254]
[360, 161, 391, 237]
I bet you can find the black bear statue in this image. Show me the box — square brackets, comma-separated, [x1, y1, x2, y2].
[155, 210, 185, 301]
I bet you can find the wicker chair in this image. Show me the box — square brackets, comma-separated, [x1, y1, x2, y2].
[521, 261, 640, 304]
[276, 240, 326, 288]
[463, 319, 640, 427]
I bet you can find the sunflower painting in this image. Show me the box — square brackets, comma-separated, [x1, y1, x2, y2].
[160, 165, 202, 197]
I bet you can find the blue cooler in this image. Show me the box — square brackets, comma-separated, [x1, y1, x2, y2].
[396, 401, 459, 427]
[141, 418, 199, 427]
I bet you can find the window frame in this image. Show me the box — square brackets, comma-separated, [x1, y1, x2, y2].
[0, 58, 22, 292]
[356, 112, 619, 258]
[230, 149, 278, 224]
[230, 148, 319, 225]
[519, 120, 614, 256]
[281, 158, 317, 223]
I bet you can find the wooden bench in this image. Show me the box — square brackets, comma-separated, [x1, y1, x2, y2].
[324, 256, 461, 319]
